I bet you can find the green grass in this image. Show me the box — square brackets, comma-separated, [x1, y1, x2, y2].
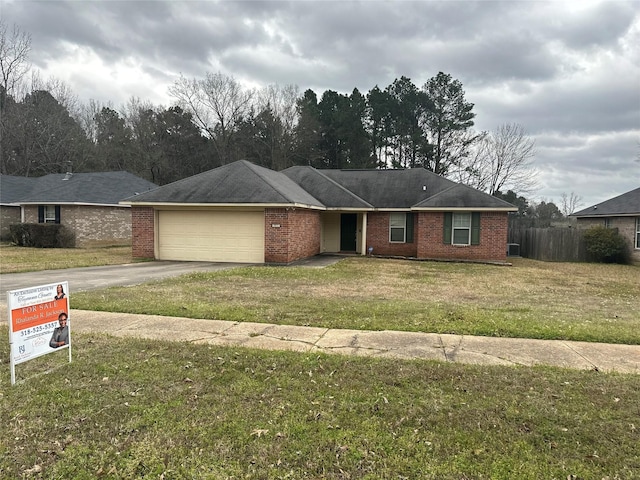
[0, 244, 138, 273]
[70, 257, 640, 344]
[2, 329, 639, 479]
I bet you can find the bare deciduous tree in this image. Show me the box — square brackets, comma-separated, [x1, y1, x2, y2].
[560, 191, 583, 216]
[0, 20, 31, 99]
[169, 71, 254, 165]
[457, 123, 538, 195]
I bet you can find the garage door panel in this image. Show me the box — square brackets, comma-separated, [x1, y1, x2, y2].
[158, 211, 264, 263]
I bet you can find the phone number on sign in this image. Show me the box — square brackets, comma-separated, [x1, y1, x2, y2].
[20, 321, 59, 336]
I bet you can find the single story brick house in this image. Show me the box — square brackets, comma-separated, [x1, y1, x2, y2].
[123, 160, 517, 264]
[572, 187, 640, 265]
[1, 172, 157, 247]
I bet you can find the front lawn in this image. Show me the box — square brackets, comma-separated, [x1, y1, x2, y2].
[1, 333, 638, 479]
[0, 244, 136, 274]
[71, 257, 640, 344]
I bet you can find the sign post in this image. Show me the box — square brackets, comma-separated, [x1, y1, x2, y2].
[7, 282, 71, 385]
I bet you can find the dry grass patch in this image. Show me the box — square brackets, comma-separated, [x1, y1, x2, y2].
[0, 244, 136, 273]
[72, 257, 640, 344]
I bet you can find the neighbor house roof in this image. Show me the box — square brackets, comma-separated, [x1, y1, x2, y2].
[2, 172, 158, 206]
[0, 175, 36, 204]
[572, 187, 640, 217]
[124, 160, 518, 211]
[122, 160, 324, 208]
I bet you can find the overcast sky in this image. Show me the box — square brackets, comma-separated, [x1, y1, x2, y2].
[3, 0, 639, 208]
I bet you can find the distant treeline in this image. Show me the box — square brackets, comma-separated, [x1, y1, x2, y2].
[0, 72, 479, 186]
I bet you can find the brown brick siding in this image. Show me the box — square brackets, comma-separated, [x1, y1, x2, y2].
[364, 211, 508, 262]
[132, 207, 155, 258]
[0, 206, 21, 240]
[265, 208, 321, 263]
[129, 207, 510, 264]
[416, 211, 509, 262]
[366, 212, 418, 257]
[22, 205, 132, 247]
[577, 216, 640, 264]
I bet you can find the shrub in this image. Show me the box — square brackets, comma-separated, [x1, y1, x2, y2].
[583, 226, 629, 264]
[9, 223, 76, 248]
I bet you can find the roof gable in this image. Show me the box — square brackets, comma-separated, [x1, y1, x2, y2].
[572, 187, 640, 217]
[414, 184, 518, 210]
[282, 166, 373, 209]
[126, 160, 323, 207]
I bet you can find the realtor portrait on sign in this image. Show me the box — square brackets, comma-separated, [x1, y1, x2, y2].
[7, 281, 72, 377]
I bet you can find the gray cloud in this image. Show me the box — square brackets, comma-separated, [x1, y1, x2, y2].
[2, 0, 638, 207]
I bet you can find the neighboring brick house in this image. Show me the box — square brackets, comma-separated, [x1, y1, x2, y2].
[1, 172, 157, 247]
[572, 187, 640, 265]
[0, 175, 34, 240]
[123, 160, 516, 264]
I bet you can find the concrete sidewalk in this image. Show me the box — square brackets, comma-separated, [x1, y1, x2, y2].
[71, 309, 640, 374]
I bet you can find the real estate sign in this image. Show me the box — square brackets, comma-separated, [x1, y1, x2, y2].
[7, 281, 71, 385]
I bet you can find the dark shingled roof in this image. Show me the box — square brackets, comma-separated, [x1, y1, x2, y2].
[282, 166, 373, 209]
[125, 160, 323, 207]
[414, 184, 518, 210]
[11, 172, 158, 205]
[126, 160, 517, 211]
[572, 187, 640, 217]
[0, 175, 37, 204]
[317, 168, 452, 208]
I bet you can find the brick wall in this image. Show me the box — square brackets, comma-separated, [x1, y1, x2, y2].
[366, 212, 418, 257]
[577, 216, 640, 264]
[22, 205, 133, 247]
[0, 206, 21, 240]
[417, 211, 509, 262]
[132, 207, 155, 258]
[265, 208, 321, 263]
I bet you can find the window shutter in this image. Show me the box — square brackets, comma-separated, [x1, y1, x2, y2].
[443, 212, 452, 244]
[471, 212, 481, 245]
[38, 206, 45, 223]
[406, 213, 415, 243]
[55, 206, 61, 224]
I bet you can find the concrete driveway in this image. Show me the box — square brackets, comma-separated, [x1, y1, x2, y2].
[0, 261, 246, 298]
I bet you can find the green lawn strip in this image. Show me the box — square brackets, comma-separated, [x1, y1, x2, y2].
[70, 262, 640, 344]
[2, 330, 639, 479]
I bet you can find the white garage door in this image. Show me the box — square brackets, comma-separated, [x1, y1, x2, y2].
[158, 210, 265, 263]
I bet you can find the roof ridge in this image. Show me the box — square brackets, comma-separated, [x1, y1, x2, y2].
[242, 161, 297, 203]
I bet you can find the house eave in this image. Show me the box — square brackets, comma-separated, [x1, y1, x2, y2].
[573, 213, 640, 218]
[412, 207, 518, 212]
[17, 202, 128, 208]
[120, 201, 326, 211]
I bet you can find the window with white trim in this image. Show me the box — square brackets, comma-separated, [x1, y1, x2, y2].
[636, 217, 640, 249]
[44, 205, 57, 223]
[452, 213, 472, 245]
[389, 213, 406, 242]
[443, 212, 480, 246]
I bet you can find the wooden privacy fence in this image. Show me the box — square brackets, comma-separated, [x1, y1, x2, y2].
[508, 228, 587, 262]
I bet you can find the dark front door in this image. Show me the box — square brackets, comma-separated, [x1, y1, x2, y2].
[340, 213, 358, 252]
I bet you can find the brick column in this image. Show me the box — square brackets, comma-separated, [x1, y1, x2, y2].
[132, 207, 155, 258]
